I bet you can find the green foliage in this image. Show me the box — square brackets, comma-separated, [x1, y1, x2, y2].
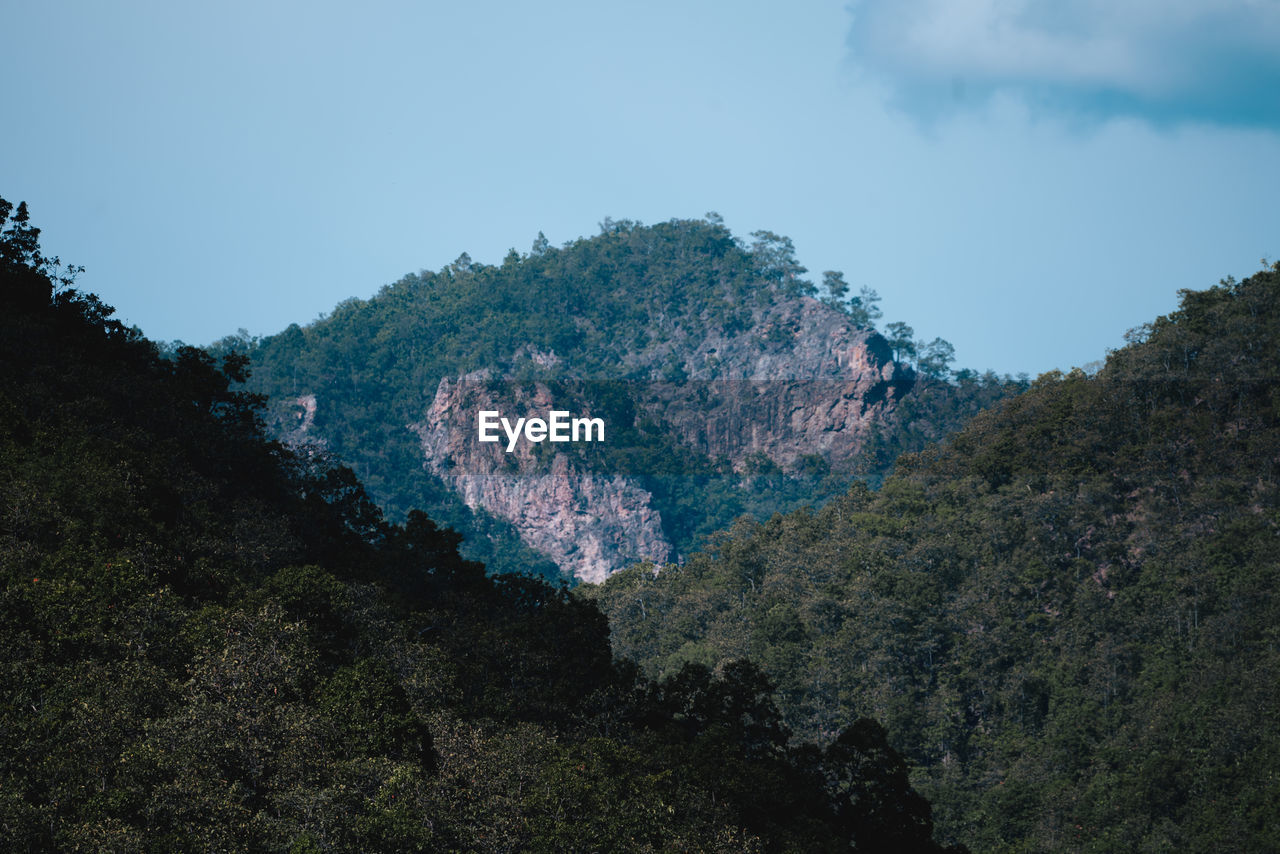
[233, 217, 781, 578]
[916, 338, 956, 379]
[232, 217, 1012, 578]
[824, 719, 938, 853]
[748, 229, 814, 297]
[1, 196, 957, 851]
[885, 321, 917, 363]
[822, 269, 850, 306]
[847, 286, 884, 330]
[593, 261, 1280, 851]
[319, 659, 433, 763]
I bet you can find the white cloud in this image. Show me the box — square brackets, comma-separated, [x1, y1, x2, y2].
[847, 0, 1280, 125]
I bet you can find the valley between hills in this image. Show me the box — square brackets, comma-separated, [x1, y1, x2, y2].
[4, 200, 1277, 851]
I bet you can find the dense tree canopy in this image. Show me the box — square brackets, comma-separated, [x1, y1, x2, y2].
[230, 215, 1017, 579]
[591, 262, 1280, 851]
[1, 196, 962, 851]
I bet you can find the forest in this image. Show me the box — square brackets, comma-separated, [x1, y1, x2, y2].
[4, 191, 1277, 851]
[0, 199, 967, 850]
[590, 259, 1280, 851]
[225, 216, 1024, 580]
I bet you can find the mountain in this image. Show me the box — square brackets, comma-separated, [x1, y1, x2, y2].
[0, 196, 965, 851]
[230, 217, 1022, 582]
[589, 263, 1280, 851]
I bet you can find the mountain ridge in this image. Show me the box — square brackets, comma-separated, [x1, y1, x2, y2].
[589, 261, 1280, 851]
[233, 216, 1020, 581]
[0, 194, 966, 852]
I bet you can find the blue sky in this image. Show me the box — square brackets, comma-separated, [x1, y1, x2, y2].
[3, 0, 1277, 376]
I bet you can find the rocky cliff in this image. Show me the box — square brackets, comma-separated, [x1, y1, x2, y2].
[410, 372, 672, 584]
[240, 217, 1002, 584]
[399, 297, 911, 582]
[636, 296, 912, 472]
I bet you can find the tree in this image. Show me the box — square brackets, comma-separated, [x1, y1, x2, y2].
[749, 230, 813, 296]
[823, 719, 938, 852]
[0, 198, 43, 273]
[917, 338, 956, 379]
[847, 286, 883, 330]
[885, 321, 917, 363]
[2, 196, 81, 312]
[822, 270, 850, 307]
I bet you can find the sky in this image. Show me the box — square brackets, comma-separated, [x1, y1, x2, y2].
[3, 0, 1278, 377]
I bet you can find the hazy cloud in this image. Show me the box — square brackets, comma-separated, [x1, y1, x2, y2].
[846, 0, 1280, 126]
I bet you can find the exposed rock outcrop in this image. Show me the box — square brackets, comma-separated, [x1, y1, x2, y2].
[269, 393, 327, 453]
[410, 373, 672, 584]
[408, 296, 911, 582]
[637, 297, 912, 471]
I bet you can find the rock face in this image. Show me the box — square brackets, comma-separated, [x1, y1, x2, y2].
[243, 219, 945, 585]
[637, 297, 911, 472]
[410, 373, 673, 584]
[269, 393, 327, 453]
[406, 298, 910, 582]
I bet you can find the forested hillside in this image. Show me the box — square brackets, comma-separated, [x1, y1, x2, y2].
[590, 263, 1280, 851]
[228, 217, 1021, 581]
[1, 198, 971, 850]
